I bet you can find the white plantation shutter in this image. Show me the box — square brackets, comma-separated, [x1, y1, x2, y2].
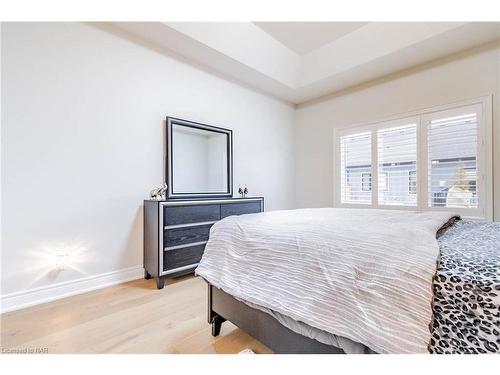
[340, 132, 372, 204]
[426, 111, 479, 209]
[377, 123, 417, 206]
[336, 98, 490, 218]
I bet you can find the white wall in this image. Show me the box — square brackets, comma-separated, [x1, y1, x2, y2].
[1, 22, 295, 299]
[295, 45, 500, 220]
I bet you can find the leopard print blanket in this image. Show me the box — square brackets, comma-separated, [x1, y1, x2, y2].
[431, 220, 500, 354]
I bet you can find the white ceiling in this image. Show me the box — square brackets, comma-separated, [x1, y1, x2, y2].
[108, 22, 500, 105]
[253, 22, 368, 55]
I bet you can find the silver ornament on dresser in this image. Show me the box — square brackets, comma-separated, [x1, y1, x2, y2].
[150, 183, 168, 200]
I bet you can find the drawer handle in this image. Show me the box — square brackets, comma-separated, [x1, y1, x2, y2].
[164, 221, 217, 230]
[165, 241, 208, 251]
[161, 263, 199, 276]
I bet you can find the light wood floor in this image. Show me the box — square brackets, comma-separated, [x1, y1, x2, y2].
[0, 275, 272, 354]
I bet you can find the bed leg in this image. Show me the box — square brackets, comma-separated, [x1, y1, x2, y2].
[211, 315, 225, 337]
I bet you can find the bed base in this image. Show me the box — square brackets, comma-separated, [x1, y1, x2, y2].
[207, 282, 344, 354]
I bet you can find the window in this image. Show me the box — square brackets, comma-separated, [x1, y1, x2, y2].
[361, 173, 372, 191]
[408, 170, 417, 195]
[426, 112, 478, 209]
[335, 98, 491, 219]
[340, 132, 371, 204]
[377, 124, 417, 206]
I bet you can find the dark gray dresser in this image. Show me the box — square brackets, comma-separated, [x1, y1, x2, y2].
[143, 197, 264, 289]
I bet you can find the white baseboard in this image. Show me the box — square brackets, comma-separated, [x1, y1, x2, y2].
[1, 266, 144, 314]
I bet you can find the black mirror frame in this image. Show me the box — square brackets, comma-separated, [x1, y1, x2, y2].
[166, 117, 233, 200]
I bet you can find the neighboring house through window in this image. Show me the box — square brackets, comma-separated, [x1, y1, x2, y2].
[408, 170, 417, 195]
[361, 173, 371, 191]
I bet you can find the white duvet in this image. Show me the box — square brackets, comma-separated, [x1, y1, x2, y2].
[195, 208, 456, 353]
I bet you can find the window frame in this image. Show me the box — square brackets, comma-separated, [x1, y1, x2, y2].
[333, 96, 493, 220]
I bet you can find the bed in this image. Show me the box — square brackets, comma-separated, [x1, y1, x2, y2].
[195, 208, 500, 354]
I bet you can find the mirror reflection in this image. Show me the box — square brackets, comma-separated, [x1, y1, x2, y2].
[172, 124, 228, 194]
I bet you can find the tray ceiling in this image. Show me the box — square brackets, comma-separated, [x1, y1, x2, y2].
[253, 22, 369, 55]
[107, 22, 500, 104]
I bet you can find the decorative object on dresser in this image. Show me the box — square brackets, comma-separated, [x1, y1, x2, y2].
[143, 197, 264, 289]
[238, 185, 248, 198]
[149, 183, 168, 200]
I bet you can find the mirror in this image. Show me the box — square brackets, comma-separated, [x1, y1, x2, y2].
[166, 117, 233, 199]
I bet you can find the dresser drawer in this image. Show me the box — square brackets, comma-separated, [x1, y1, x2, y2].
[164, 204, 220, 226]
[221, 201, 262, 218]
[164, 223, 213, 248]
[163, 243, 205, 271]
